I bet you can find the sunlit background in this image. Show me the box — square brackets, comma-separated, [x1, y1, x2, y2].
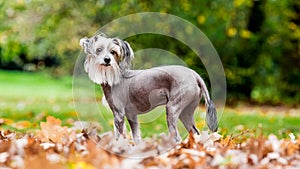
[0, 0, 299, 137]
[1, 0, 299, 103]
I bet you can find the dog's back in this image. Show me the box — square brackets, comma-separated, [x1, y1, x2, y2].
[127, 65, 202, 113]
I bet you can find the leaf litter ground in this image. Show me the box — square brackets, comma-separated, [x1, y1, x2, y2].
[0, 116, 300, 169]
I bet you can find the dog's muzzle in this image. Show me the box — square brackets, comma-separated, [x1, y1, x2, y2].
[102, 56, 111, 66]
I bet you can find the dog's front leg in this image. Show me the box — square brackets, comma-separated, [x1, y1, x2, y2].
[113, 112, 126, 140]
[126, 114, 141, 142]
[101, 84, 126, 140]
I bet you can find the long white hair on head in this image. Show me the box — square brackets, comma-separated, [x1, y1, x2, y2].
[80, 34, 133, 86]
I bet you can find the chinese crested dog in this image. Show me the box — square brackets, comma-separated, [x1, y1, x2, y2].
[80, 34, 218, 142]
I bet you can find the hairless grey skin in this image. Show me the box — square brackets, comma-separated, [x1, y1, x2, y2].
[80, 33, 218, 142]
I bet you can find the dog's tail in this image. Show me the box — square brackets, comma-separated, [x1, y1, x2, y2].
[197, 76, 218, 132]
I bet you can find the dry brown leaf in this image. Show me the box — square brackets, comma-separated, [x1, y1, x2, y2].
[1, 115, 300, 169]
[0, 140, 11, 153]
[141, 156, 163, 167]
[219, 135, 232, 148]
[11, 121, 32, 130]
[0, 130, 16, 140]
[181, 131, 196, 149]
[83, 139, 121, 168]
[24, 153, 66, 169]
[36, 116, 76, 145]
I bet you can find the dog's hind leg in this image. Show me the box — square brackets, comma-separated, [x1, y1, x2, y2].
[166, 103, 181, 142]
[179, 101, 200, 135]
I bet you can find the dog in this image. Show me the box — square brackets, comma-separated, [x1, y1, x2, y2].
[80, 33, 218, 142]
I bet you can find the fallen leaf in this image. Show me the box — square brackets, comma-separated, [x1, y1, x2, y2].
[69, 161, 95, 169]
[12, 121, 32, 130]
[24, 153, 66, 169]
[36, 116, 76, 145]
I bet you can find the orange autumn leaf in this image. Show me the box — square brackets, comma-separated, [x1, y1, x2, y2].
[36, 116, 76, 145]
[219, 135, 233, 148]
[181, 131, 196, 149]
[44, 116, 61, 126]
[24, 153, 66, 169]
[12, 121, 32, 130]
[83, 140, 120, 168]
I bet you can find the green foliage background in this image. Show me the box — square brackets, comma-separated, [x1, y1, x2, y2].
[0, 0, 299, 104]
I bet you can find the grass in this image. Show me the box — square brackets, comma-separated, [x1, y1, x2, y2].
[219, 111, 300, 138]
[0, 70, 75, 132]
[0, 70, 299, 138]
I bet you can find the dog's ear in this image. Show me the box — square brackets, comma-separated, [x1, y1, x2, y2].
[84, 57, 90, 73]
[94, 33, 106, 42]
[112, 38, 134, 70]
[80, 37, 91, 54]
[120, 40, 134, 70]
[80, 37, 94, 72]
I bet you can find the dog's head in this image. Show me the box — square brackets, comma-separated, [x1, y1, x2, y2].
[80, 34, 134, 86]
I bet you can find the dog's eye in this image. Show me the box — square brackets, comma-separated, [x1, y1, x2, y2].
[110, 50, 116, 55]
[96, 48, 102, 54]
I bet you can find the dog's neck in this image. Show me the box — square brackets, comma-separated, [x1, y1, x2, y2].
[101, 83, 112, 96]
[96, 68, 138, 88]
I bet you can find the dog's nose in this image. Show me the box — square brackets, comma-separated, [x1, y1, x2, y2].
[104, 57, 111, 64]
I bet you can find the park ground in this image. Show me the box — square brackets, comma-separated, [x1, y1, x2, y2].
[0, 70, 299, 137]
[0, 70, 300, 168]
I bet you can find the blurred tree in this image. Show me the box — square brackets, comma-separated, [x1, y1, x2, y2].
[250, 0, 300, 104]
[0, 0, 299, 104]
[0, 0, 101, 73]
